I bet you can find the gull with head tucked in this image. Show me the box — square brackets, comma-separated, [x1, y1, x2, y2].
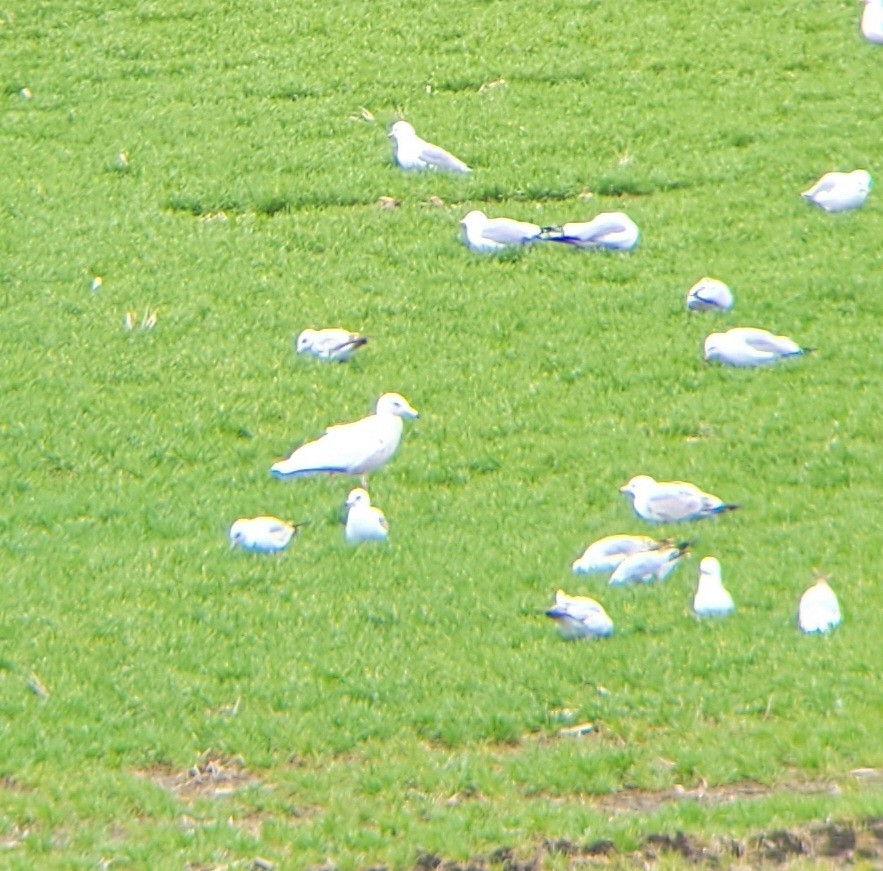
[620, 475, 739, 524]
[572, 533, 670, 575]
[545, 590, 613, 640]
[798, 572, 842, 634]
[229, 516, 305, 554]
[459, 210, 543, 253]
[296, 328, 367, 363]
[801, 169, 872, 212]
[686, 277, 733, 312]
[343, 488, 389, 544]
[270, 393, 418, 486]
[388, 120, 470, 173]
[704, 327, 810, 368]
[539, 211, 640, 251]
[692, 557, 735, 617]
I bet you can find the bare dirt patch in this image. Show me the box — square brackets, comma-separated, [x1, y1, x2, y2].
[136, 750, 262, 799]
[398, 818, 883, 869]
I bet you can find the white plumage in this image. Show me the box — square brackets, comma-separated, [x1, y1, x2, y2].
[459, 210, 542, 252]
[704, 327, 809, 368]
[229, 516, 302, 554]
[545, 590, 613, 640]
[344, 488, 389, 544]
[608, 542, 690, 585]
[801, 170, 871, 213]
[686, 277, 734, 312]
[539, 211, 640, 250]
[692, 557, 735, 617]
[798, 575, 842, 634]
[270, 393, 418, 484]
[620, 475, 739, 523]
[862, 0, 883, 43]
[388, 120, 470, 173]
[296, 328, 367, 362]
[572, 534, 669, 575]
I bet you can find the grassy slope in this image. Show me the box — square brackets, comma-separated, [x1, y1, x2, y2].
[1, 0, 882, 866]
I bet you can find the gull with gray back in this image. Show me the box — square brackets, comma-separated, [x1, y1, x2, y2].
[801, 169, 871, 212]
[539, 211, 640, 250]
[270, 393, 418, 485]
[388, 120, 470, 173]
[296, 328, 367, 363]
[545, 590, 613, 640]
[704, 327, 810, 368]
[620, 475, 739, 523]
[459, 210, 543, 252]
[572, 533, 670, 575]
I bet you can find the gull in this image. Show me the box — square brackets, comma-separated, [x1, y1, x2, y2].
[572, 534, 671, 575]
[798, 572, 842, 633]
[343, 488, 389, 544]
[862, 0, 883, 43]
[388, 120, 470, 173]
[608, 541, 691, 585]
[620, 475, 739, 523]
[686, 277, 733, 312]
[459, 210, 543, 252]
[229, 516, 304, 554]
[545, 590, 613, 640]
[296, 328, 367, 362]
[538, 212, 640, 250]
[704, 327, 810, 368]
[801, 170, 872, 212]
[692, 557, 735, 617]
[270, 392, 418, 485]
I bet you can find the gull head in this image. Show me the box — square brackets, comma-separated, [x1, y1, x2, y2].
[296, 328, 317, 355]
[698, 556, 722, 581]
[459, 210, 487, 231]
[228, 520, 247, 548]
[389, 120, 415, 142]
[853, 170, 872, 193]
[619, 474, 655, 497]
[375, 392, 419, 419]
[345, 488, 371, 509]
[703, 332, 726, 362]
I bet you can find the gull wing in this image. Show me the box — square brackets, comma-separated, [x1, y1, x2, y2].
[733, 328, 801, 355]
[481, 218, 541, 245]
[645, 486, 704, 521]
[418, 142, 470, 173]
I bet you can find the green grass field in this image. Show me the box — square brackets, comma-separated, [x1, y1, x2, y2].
[2, 0, 882, 867]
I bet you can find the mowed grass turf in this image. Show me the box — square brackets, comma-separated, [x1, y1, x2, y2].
[1, 0, 882, 866]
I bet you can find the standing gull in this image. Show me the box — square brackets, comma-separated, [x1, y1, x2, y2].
[801, 170, 872, 213]
[539, 212, 640, 251]
[270, 393, 418, 485]
[608, 542, 691, 585]
[229, 516, 305, 554]
[343, 488, 389, 544]
[692, 557, 735, 616]
[388, 121, 470, 173]
[798, 573, 842, 634]
[620, 475, 739, 523]
[296, 328, 367, 362]
[686, 277, 734, 312]
[459, 210, 542, 252]
[704, 327, 810, 368]
[545, 590, 613, 640]
[572, 533, 670, 575]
